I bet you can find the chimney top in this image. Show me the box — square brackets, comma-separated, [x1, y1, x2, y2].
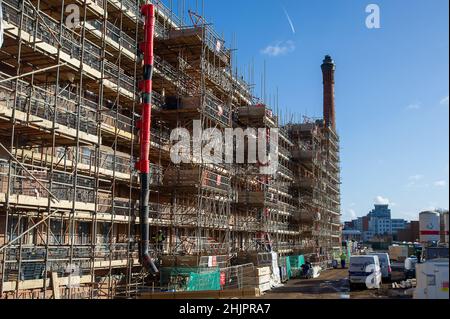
[322, 55, 335, 69]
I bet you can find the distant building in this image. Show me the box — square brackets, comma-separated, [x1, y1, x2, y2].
[342, 230, 362, 242]
[345, 204, 408, 242]
[344, 221, 354, 230]
[392, 219, 408, 234]
[362, 216, 370, 231]
[363, 231, 375, 242]
[369, 204, 392, 219]
[369, 216, 392, 235]
[397, 221, 420, 243]
[351, 216, 369, 232]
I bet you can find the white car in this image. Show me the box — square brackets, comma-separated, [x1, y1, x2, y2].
[349, 255, 383, 290]
[368, 252, 392, 281]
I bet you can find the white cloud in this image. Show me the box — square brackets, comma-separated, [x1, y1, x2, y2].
[406, 103, 421, 110]
[434, 180, 447, 188]
[409, 175, 424, 181]
[261, 41, 295, 57]
[374, 196, 391, 205]
[348, 209, 357, 219]
[440, 96, 449, 105]
[407, 174, 425, 187]
[342, 208, 357, 221]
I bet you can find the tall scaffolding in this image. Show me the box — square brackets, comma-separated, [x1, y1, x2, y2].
[0, 0, 149, 299]
[0, 0, 342, 299]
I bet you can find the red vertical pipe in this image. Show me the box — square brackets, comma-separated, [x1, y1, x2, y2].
[138, 3, 158, 273]
[139, 4, 155, 174]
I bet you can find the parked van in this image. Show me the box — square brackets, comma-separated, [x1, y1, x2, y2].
[349, 255, 382, 290]
[368, 253, 392, 281]
[414, 258, 449, 299]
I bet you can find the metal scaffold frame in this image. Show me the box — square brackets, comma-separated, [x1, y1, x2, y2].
[0, 0, 342, 299]
[0, 0, 149, 299]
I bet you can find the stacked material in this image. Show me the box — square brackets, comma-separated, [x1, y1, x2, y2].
[252, 266, 272, 293]
[389, 245, 409, 262]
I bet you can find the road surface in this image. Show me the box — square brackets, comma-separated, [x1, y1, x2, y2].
[253, 268, 412, 299]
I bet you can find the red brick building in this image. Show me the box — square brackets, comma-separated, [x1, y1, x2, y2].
[397, 221, 420, 242]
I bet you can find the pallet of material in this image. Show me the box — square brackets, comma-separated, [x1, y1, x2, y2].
[388, 245, 410, 261]
[258, 282, 272, 293]
[253, 266, 272, 293]
[255, 266, 271, 277]
[167, 26, 204, 41]
[238, 107, 267, 118]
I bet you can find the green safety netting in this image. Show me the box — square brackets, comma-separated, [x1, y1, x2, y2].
[187, 271, 221, 292]
[161, 267, 221, 292]
[289, 255, 305, 268]
[286, 257, 292, 280]
[287, 255, 305, 278]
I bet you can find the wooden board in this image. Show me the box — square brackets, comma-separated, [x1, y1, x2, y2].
[51, 272, 61, 300]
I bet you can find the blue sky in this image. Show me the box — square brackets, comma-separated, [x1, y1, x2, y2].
[163, 0, 449, 221]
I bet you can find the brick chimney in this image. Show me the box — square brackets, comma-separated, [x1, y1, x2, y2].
[321, 55, 336, 130]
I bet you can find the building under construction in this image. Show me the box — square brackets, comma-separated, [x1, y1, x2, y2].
[0, 0, 341, 299]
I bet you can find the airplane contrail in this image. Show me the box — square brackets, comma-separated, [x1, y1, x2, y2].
[282, 6, 296, 35]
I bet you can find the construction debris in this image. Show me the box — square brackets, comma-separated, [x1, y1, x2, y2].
[392, 279, 417, 289]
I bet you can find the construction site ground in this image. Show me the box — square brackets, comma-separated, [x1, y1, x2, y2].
[250, 268, 412, 299]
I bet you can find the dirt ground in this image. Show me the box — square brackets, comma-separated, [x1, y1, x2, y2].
[251, 268, 412, 299]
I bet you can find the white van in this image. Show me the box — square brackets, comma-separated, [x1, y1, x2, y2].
[414, 258, 449, 299]
[349, 255, 382, 290]
[368, 253, 392, 281]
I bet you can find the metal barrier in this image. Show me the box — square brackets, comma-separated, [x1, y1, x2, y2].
[221, 263, 256, 290]
[2, 243, 137, 282]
